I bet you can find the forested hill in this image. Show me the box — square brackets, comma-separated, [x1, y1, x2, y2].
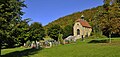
[44, 6, 102, 29]
[44, 3, 120, 37]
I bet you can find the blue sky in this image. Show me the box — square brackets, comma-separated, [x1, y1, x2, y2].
[22, 0, 104, 26]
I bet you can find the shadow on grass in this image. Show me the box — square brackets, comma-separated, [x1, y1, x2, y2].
[88, 39, 109, 43]
[1, 48, 43, 57]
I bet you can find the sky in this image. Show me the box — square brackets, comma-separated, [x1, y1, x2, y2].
[22, 0, 104, 26]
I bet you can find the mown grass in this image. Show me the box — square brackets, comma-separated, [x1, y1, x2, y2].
[1, 47, 28, 55]
[1, 38, 120, 57]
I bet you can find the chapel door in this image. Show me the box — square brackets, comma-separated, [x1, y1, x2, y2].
[77, 29, 80, 35]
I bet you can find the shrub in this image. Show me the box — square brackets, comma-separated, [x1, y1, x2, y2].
[58, 34, 64, 44]
[26, 40, 31, 47]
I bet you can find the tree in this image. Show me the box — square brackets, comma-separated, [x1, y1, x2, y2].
[63, 24, 73, 39]
[101, 0, 120, 37]
[58, 34, 64, 44]
[0, 0, 26, 47]
[98, 0, 120, 42]
[47, 25, 63, 41]
[17, 18, 31, 46]
[29, 22, 45, 41]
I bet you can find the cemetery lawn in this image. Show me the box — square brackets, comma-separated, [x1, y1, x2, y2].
[1, 38, 120, 57]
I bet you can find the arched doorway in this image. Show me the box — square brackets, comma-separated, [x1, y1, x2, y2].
[77, 29, 80, 35]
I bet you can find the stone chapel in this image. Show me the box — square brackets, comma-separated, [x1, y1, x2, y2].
[73, 15, 92, 39]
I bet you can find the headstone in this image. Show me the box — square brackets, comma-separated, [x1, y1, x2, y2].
[31, 41, 36, 48]
[49, 42, 52, 47]
[36, 41, 40, 49]
[24, 43, 26, 47]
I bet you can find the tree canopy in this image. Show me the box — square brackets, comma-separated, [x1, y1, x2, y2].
[0, 0, 27, 47]
[0, 0, 45, 48]
[99, 0, 120, 37]
[47, 25, 63, 41]
[29, 22, 45, 41]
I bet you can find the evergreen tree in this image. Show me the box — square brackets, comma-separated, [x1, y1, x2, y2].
[0, 0, 26, 47]
[17, 18, 31, 45]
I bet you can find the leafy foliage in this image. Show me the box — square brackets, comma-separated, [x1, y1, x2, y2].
[44, 6, 103, 37]
[63, 24, 73, 38]
[0, 0, 26, 47]
[0, 0, 45, 48]
[47, 25, 63, 41]
[17, 19, 31, 45]
[58, 34, 64, 44]
[29, 22, 45, 41]
[99, 0, 120, 37]
[45, 0, 120, 37]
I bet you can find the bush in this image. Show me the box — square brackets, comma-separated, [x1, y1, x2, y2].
[58, 34, 64, 44]
[26, 40, 31, 47]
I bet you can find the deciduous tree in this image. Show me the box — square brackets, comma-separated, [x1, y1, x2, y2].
[29, 22, 45, 41]
[47, 25, 63, 41]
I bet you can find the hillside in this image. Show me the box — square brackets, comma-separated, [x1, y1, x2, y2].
[44, 6, 103, 29]
[44, 4, 120, 37]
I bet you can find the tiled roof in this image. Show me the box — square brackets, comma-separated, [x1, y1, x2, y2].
[76, 19, 91, 28]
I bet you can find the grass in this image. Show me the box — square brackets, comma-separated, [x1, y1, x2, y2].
[1, 38, 120, 57]
[1, 47, 43, 57]
[1, 47, 28, 55]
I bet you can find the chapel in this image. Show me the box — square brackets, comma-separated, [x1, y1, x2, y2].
[73, 15, 92, 39]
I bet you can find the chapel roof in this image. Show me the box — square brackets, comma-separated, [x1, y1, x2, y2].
[76, 19, 91, 28]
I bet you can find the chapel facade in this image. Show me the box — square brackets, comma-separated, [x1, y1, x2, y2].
[73, 15, 92, 39]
